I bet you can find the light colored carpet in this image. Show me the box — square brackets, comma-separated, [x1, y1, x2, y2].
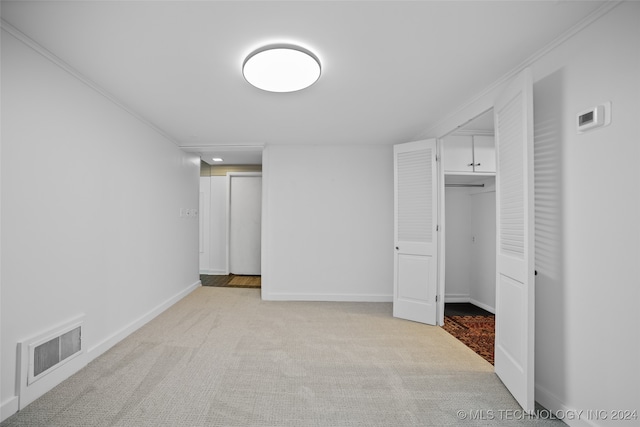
[1, 288, 563, 426]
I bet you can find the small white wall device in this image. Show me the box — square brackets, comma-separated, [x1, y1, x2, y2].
[577, 101, 611, 133]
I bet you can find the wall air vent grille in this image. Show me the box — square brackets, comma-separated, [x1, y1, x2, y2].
[27, 323, 82, 385]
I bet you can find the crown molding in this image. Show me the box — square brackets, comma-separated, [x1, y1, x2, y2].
[180, 144, 265, 152]
[451, 129, 494, 137]
[1, 18, 180, 146]
[419, 0, 623, 139]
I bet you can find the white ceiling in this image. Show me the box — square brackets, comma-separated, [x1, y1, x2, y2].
[456, 108, 495, 135]
[1, 1, 607, 164]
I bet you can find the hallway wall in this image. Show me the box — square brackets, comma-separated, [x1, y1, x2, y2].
[1, 30, 200, 417]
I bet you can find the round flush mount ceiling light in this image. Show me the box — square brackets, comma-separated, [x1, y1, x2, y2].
[242, 44, 321, 93]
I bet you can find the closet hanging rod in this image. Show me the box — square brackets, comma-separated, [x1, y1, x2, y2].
[445, 183, 485, 188]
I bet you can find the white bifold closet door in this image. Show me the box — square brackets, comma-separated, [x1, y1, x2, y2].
[229, 174, 262, 275]
[494, 68, 535, 412]
[393, 139, 438, 325]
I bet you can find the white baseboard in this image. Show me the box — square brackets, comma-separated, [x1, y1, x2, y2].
[199, 269, 226, 275]
[87, 280, 201, 361]
[1, 280, 202, 421]
[1, 397, 19, 423]
[444, 294, 470, 303]
[469, 298, 495, 314]
[535, 383, 598, 427]
[443, 296, 496, 314]
[264, 292, 393, 302]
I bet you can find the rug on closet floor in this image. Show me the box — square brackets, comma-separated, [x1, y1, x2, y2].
[442, 315, 495, 365]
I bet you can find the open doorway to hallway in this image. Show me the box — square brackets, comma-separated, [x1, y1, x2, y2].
[197, 149, 263, 287]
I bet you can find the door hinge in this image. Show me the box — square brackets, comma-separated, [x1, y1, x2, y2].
[435, 154, 439, 162]
[436, 295, 439, 302]
[436, 225, 440, 232]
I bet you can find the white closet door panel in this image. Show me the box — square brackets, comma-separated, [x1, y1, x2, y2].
[393, 139, 438, 325]
[494, 68, 535, 412]
[397, 149, 433, 243]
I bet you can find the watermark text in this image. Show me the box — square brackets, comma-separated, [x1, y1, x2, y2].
[455, 409, 638, 422]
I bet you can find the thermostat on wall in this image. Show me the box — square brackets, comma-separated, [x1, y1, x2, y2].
[577, 101, 611, 133]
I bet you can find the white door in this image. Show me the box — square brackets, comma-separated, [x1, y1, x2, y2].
[493, 68, 535, 412]
[393, 139, 438, 325]
[229, 174, 262, 275]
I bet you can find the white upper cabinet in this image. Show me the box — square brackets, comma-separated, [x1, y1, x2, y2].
[472, 135, 496, 173]
[443, 133, 495, 174]
[443, 135, 473, 173]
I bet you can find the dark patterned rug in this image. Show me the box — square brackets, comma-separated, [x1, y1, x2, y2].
[442, 315, 495, 365]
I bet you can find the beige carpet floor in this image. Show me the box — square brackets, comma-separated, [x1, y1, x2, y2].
[1, 287, 563, 426]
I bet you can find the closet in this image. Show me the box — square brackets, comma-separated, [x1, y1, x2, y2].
[442, 109, 496, 313]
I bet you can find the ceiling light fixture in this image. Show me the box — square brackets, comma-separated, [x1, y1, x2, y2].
[243, 44, 321, 93]
[212, 158, 224, 162]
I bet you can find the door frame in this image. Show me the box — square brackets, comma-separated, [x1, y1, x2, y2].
[435, 108, 495, 326]
[226, 172, 263, 275]
[434, 69, 535, 412]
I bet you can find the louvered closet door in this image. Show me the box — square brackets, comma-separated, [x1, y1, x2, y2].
[494, 68, 535, 412]
[393, 139, 438, 325]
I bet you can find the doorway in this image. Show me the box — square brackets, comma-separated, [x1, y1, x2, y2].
[440, 108, 496, 364]
[199, 170, 262, 288]
[198, 156, 263, 288]
[395, 69, 535, 411]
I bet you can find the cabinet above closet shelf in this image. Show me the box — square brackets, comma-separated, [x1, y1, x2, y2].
[444, 171, 495, 177]
[443, 133, 495, 174]
[445, 173, 495, 189]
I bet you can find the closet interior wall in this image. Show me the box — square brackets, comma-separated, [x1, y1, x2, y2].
[444, 176, 496, 313]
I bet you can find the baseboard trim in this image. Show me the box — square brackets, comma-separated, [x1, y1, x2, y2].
[535, 384, 596, 427]
[0, 280, 201, 421]
[469, 298, 495, 314]
[199, 269, 226, 275]
[87, 280, 201, 361]
[264, 292, 393, 302]
[0, 397, 19, 423]
[444, 294, 470, 303]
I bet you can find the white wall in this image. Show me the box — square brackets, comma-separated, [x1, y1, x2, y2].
[199, 176, 211, 272]
[262, 144, 394, 301]
[444, 183, 496, 312]
[429, 3, 640, 425]
[199, 175, 229, 275]
[1, 30, 200, 418]
[444, 188, 472, 301]
[531, 3, 640, 422]
[210, 176, 229, 274]
[469, 188, 495, 312]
